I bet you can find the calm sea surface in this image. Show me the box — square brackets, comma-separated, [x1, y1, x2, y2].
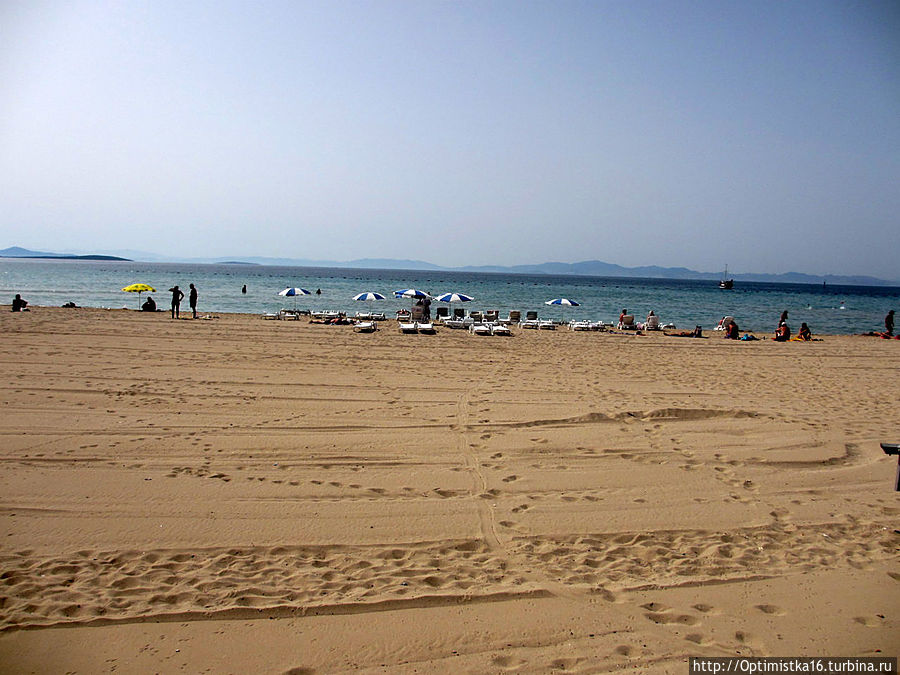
[1, 259, 897, 335]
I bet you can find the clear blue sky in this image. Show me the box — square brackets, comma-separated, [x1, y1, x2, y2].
[1, 0, 898, 278]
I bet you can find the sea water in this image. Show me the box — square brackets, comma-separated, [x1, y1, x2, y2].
[1, 258, 897, 335]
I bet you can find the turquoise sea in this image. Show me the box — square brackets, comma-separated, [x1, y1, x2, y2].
[1, 258, 897, 335]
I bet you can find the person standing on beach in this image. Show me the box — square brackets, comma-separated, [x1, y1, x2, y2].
[169, 285, 184, 319]
[189, 283, 198, 319]
[886, 310, 895, 336]
[242, 284, 247, 294]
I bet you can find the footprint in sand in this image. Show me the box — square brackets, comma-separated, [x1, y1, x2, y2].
[645, 612, 700, 626]
[502, 475, 518, 483]
[853, 616, 885, 627]
[491, 654, 527, 670]
[685, 633, 709, 645]
[756, 604, 785, 616]
[692, 603, 716, 614]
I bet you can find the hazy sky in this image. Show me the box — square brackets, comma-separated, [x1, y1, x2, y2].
[2, 1, 898, 277]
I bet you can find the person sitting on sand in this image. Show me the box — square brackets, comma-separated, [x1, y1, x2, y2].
[141, 296, 157, 312]
[797, 322, 811, 341]
[725, 319, 739, 340]
[11, 294, 28, 312]
[619, 309, 628, 324]
[774, 322, 791, 342]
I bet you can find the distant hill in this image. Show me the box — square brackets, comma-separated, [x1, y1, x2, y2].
[3, 246, 896, 286]
[0, 246, 130, 262]
[455, 260, 895, 287]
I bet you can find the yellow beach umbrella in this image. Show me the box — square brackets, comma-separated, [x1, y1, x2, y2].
[122, 283, 156, 308]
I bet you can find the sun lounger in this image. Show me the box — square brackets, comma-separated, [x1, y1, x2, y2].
[520, 319, 540, 329]
[353, 321, 377, 333]
[416, 322, 435, 334]
[569, 320, 592, 331]
[714, 316, 734, 331]
[262, 312, 279, 320]
[538, 320, 556, 330]
[618, 314, 637, 330]
[524, 310, 538, 321]
[398, 321, 418, 334]
[490, 323, 511, 336]
[469, 323, 491, 336]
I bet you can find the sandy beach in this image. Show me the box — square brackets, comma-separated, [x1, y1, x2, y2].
[0, 307, 897, 673]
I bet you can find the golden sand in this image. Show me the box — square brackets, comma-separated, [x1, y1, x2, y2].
[0, 308, 897, 673]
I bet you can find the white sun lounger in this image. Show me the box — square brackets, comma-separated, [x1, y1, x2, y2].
[416, 322, 435, 334]
[354, 321, 377, 333]
[469, 323, 491, 336]
[490, 323, 511, 336]
[399, 321, 418, 334]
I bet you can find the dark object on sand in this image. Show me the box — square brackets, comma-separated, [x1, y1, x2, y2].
[880, 443, 900, 491]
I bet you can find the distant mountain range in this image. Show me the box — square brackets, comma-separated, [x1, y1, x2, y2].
[2, 246, 897, 286]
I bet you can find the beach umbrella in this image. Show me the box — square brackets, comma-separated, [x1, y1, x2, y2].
[434, 292, 474, 304]
[278, 287, 311, 309]
[435, 292, 474, 319]
[394, 289, 431, 299]
[122, 283, 156, 308]
[353, 292, 386, 301]
[545, 298, 580, 306]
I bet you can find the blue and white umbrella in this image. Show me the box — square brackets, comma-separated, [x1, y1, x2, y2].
[394, 289, 431, 299]
[545, 298, 580, 306]
[435, 292, 474, 320]
[435, 292, 474, 304]
[353, 292, 386, 301]
[279, 287, 311, 297]
[278, 287, 311, 309]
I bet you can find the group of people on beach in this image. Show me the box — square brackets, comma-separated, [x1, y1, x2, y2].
[164, 284, 199, 319]
[139, 284, 200, 318]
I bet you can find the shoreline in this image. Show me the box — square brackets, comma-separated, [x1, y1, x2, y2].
[4, 304, 887, 339]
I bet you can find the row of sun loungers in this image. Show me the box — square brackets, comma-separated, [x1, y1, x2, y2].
[398, 321, 436, 334]
[264, 310, 669, 334]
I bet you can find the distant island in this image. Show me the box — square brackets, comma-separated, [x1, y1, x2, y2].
[2, 246, 896, 286]
[0, 246, 130, 262]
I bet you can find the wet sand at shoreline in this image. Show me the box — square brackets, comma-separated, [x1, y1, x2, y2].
[0, 307, 897, 673]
